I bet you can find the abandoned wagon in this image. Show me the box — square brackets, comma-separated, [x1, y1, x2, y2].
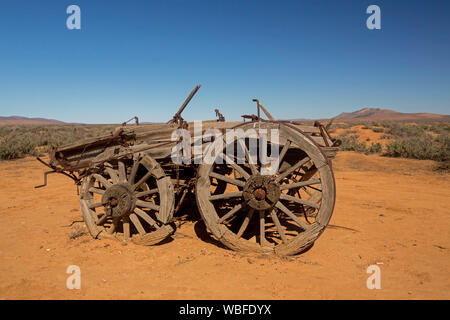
[36, 85, 340, 256]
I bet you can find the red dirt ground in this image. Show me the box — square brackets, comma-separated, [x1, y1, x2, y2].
[0, 152, 449, 299]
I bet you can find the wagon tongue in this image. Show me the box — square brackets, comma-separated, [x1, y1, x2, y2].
[167, 85, 201, 124]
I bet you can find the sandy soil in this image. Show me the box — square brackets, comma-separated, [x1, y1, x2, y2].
[334, 125, 391, 147]
[0, 152, 449, 300]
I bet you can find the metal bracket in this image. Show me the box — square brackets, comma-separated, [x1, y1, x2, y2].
[122, 116, 139, 126]
[35, 170, 57, 188]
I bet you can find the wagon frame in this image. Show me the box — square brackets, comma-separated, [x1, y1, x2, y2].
[36, 85, 341, 256]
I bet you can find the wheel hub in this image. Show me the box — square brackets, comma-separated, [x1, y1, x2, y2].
[101, 184, 135, 218]
[253, 188, 266, 200]
[243, 175, 281, 210]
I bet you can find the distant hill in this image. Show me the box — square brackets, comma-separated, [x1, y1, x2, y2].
[334, 108, 450, 121]
[0, 116, 66, 125]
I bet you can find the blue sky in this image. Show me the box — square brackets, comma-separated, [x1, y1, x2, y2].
[0, 0, 449, 123]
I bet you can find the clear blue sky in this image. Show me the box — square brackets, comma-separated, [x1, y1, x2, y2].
[0, 0, 449, 123]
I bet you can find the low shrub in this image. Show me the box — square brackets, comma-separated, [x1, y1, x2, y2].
[383, 134, 449, 162]
[366, 142, 382, 154]
[339, 135, 367, 152]
[0, 124, 117, 160]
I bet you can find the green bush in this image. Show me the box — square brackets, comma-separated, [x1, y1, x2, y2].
[383, 134, 449, 162]
[366, 142, 382, 154]
[339, 135, 367, 152]
[0, 124, 117, 160]
[0, 135, 39, 160]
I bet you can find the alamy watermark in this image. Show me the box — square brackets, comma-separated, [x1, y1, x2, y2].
[66, 5, 81, 30]
[66, 265, 81, 289]
[170, 121, 280, 175]
[366, 263, 382, 289]
[366, 5, 381, 30]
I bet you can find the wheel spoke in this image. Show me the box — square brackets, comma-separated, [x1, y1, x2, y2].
[302, 187, 313, 196]
[221, 153, 250, 180]
[134, 208, 160, 229]
[276, 156, 311, 182]
[236, 208, 255, 238]
[135, 188, 159, 198]
[129, 213, 146, 235]
[107, 219, 117, 234]
[96, 214, 108, 226]
[259, 210, 265, 245]
[278, 140, 291, 166]
[88, 202, 103, 209]
[217, 204, 242, 224]
[280, 178, 321, 190]
[135, 200, 160, 211]
[118, 161, 127, 183]
[129, 159, 139, 185]
[133, 171, 152, 190]
[275, 201, 309, 231]
[279, 193, 320, 209]
[237, 139, 258, 175]
[123, 218, 130, 240]
[93, 174, 112, 188]
[105, 167, 119, 184]
[89, 187, 105, 195]
[270, 209, 287, 243]
[210, 172, 245, 187]
[209, 191, 243, 201]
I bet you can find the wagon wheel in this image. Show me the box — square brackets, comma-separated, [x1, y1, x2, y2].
[80, 153, 175, 245]
[196, 122, 336, 256]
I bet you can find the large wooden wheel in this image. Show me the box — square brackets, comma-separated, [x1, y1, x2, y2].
[80, 153, 175, 245]
[196, 122, 336, 256]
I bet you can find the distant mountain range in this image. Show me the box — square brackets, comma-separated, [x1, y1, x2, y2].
[0, 116, 65, 125]
[1, 108, 449, 125]
[334, 108, 450, 121]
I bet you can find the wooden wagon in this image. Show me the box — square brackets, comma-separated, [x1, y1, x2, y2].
[37, 85, 341, 256]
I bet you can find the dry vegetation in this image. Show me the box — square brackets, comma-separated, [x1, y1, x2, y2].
[329, 120, 450, 170]
[1, 121, 449, 170]
[0, 124, 117, 160]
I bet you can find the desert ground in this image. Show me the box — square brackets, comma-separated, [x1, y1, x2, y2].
[0, 151, 449, 300]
